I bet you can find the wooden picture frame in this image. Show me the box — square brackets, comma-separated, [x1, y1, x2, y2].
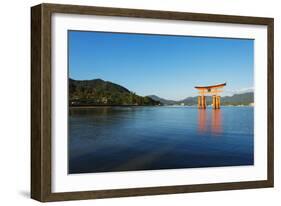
[31, 3, 274, 202]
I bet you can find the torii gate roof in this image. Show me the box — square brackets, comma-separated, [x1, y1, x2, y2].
[194, 82, 226, 90]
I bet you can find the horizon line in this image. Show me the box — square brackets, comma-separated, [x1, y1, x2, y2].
[69, 77, 253, 101]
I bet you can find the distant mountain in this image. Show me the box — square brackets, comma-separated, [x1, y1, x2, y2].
[148, 92, 254, 106]
[147, 95, 177, 105]
[220, 92, 254, 105]
[179, 96, 202, 106]
[148, 95, 201, 106]
[69, 78, 161, 106]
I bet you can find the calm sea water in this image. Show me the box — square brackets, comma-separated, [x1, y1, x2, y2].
[68, 106, 254, 174]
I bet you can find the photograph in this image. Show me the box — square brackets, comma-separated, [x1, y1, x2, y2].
[68, 30, 254, 174]
[30, 3, 274, 202]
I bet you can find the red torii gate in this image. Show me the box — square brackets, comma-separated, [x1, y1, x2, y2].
[194, 82, 226, 109]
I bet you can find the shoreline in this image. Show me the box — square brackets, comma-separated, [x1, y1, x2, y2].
[69, 104, 161, 108]
[69, 105, 254, 109]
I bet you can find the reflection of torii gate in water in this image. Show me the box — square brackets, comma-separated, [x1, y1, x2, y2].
[195, 82, 226, 109]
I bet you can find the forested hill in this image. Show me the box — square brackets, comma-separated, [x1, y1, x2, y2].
[69, 78, 161, 106]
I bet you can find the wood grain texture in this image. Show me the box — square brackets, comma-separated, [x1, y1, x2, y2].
[31, 4, 52, 202]
[267, 20, 274, 186]
[31, 4, 42, 201]
[31, 3, 274, 202]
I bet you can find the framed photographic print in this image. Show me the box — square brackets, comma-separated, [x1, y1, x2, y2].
[31, 3, 274, 202]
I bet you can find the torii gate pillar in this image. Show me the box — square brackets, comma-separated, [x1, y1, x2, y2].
[212, 95, 221, 109]
[198, 96, 206, 109]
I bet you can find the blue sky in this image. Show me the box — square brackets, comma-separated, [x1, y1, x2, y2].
[68, 31, 254, 100]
